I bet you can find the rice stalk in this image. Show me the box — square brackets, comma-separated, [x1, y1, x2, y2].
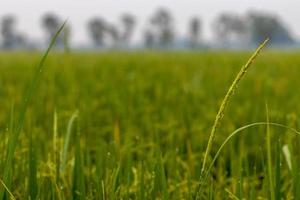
[201, 39, 269, 175]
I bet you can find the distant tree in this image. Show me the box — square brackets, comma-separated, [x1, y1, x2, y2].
[212, 11, 294, 47]
[247, 11, 294, 45]
[120, 13, 136, 46]
[41, 13, 63, 46]
[1, 15, 17, 49]
[188, 17, 201, 48]
[212, 13, 248, 45]
[143, 29, 155, 48]
[0, 15, 27, 49]
[150, 8, 175, 47]
[107, 24, 120, 48]
[87, 17, 107, 47]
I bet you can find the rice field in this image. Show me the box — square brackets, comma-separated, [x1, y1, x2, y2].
[1, 38, 300, 199]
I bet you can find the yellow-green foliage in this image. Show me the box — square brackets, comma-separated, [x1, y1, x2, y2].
[0, 50, 300, 199]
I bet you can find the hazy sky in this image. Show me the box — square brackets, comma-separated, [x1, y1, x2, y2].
[1, 0, 300, 45]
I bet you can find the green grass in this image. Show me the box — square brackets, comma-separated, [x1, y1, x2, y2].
[1, 44, 300, 198]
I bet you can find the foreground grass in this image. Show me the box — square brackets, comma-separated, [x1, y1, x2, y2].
[1, 50, 300, 199]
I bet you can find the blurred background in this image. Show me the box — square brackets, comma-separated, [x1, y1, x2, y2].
[0, 0, 299, 50]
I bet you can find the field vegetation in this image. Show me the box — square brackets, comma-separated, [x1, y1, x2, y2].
[1, 37, 300, 199]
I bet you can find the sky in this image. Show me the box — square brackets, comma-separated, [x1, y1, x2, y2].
[1, 0, 300, 46]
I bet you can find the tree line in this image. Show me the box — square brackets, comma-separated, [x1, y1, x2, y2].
[0, 8, 296, 50]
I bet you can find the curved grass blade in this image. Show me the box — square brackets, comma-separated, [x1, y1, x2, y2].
[196, 122, 300, 197]
[0, 22, 67, 199]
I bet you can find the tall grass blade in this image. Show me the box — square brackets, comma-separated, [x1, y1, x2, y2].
[282, 145, 292, 171]
[0, 179, 15, 200]
[53, 110, 59, 181]
[153, 152, 168, 200]
[139, 163, 145, 200]
[60, 110, 79, 174]
[111, 164, 120, 199]
[225, 188, 240, 200]
[101, 180, 106, 200]
[265, 105, 275, 200]
[0, 22, 66, 199]
[28, 131, 38, 200]
[274, 139, 281, 200]
[72, 116, 85, 200]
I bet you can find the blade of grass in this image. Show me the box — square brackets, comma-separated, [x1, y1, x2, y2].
[0, 22, 67, 199]
[265, 104, 275, 200]
[111, 164, 120, 199]
[28, 130, 38, 200]
[72, 115, 85, 200]
[153, 152, 168, 200]
[197, 122, 300, 197]
[289, 143, 300, 198]
[113, 120, 120, 154]
[274, 139, 281, 200]
[282, 145, 292, 171]
[0, 179, 15, 200]
[139, 162, 145, 200]
[101, 180, 106, 200]
[225, 188, 240, 200]
[53, 109, 59, 182]
[60, 110, 79, 174]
